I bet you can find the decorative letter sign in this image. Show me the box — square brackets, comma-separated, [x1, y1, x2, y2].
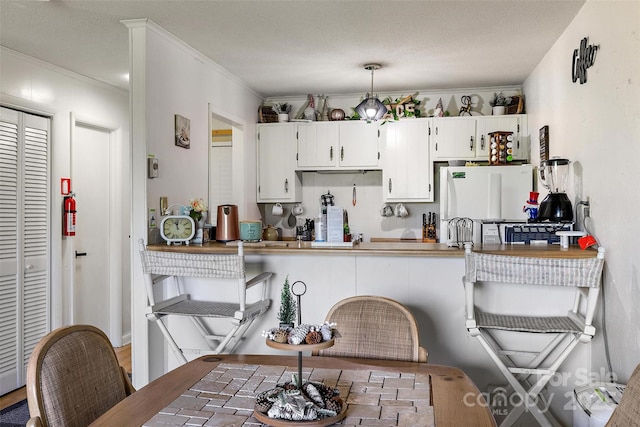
[572, 37, 599, 84]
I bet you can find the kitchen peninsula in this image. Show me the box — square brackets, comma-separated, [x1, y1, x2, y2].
[145, 240, 598, 403]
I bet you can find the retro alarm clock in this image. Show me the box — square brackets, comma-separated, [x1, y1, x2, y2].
[160, 215, 195, 245]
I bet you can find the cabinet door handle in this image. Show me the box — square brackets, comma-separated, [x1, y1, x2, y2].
[330, 146, 333, 161]
[388, 178, 392, 193]
[75, 251, 87, 258]
[284, 179, 289, 193]
[517, 139, 520, 150]
[470, 136, 474, 151]
[481, 135, 485, 150]
[340, 146, 344, 161]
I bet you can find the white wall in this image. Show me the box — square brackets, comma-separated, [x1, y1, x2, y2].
[524, 0, 640, 385]
[125, 20, 264, 385]
[0, 47, 131, 344]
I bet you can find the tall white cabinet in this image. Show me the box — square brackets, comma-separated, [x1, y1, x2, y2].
[381, 119, 433, 202]
[0, 107, 50, 394]
[256, 123, 301, 202]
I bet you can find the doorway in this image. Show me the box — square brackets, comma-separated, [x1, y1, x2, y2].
[71, 119, 122, 344]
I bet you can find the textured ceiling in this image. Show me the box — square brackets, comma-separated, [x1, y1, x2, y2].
[0, 1, 585, 97]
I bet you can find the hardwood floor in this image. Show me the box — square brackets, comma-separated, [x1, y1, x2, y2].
[0, 344, 131, 411]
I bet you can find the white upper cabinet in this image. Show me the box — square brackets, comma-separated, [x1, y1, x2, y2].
[296, 121, 380, 170]
[475, 115, 528, 161]
[381, 118, 433, 202]
[431, 117, 478, 160]
[431, 115, 529, 162]
[296, 122, 339, 168]
[336, 121, 379, 169]
[257, 123, 301, 202]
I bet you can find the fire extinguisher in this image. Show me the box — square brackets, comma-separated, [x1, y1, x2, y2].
[63, 192, 76, 236]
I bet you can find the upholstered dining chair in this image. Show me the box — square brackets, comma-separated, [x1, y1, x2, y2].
[606, 363, 640, 426]
[26, 324, 135, 427]
[312, 295, 428, 362]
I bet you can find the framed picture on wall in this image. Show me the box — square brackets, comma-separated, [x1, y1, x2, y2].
[175, 114, 190, 149]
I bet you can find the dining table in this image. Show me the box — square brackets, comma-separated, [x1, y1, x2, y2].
[89, 354, 496, 427]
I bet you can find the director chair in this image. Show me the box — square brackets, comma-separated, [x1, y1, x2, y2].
[139, 239, 272, 364]
[463, 243, 605, 427]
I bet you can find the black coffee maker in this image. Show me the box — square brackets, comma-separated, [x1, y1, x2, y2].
[537, 157, 573, 222]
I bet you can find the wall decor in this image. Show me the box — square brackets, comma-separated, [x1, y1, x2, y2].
[175, 114, 191, 149]
[572, 37, 599, 84]
[458, 95, 472, 116]
[539, 125, 549, 162]
[382, 93, 421, 120]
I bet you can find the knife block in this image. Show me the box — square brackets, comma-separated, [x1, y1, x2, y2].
[422, 224, 437, 243]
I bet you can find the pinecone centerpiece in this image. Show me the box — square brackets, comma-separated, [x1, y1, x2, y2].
[255, 377, 343, 421]
[257, 279, 347, 425]
[263, 322, 336, 346]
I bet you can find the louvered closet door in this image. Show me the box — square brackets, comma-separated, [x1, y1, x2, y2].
[0, 107, 50, 394]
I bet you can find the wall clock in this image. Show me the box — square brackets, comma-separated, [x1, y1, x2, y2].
[160, 215, 195, 245]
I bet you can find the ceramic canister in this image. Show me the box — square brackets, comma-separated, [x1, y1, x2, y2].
[239, 220, 262, 242]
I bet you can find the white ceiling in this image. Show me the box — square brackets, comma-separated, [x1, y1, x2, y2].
[0, 1, 585, 98]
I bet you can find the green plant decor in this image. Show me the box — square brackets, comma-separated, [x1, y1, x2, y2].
[277, 276, 297, 325]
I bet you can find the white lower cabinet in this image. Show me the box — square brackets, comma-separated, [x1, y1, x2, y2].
[381, 119, 433, 202]
[257, 123, 301, 202]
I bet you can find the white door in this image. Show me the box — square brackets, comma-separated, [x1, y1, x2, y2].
[72, 123, 111, 335]
[0, 107, 50, 394]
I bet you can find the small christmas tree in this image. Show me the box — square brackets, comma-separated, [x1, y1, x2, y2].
[277, 276, 296, 326]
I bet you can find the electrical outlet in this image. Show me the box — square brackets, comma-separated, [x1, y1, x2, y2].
[585, 196, 591, 218]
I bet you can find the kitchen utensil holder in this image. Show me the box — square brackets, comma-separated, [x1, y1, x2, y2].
[448, 217, 474, 248]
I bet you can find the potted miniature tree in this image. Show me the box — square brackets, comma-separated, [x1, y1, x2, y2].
[277, 276, 296, 328]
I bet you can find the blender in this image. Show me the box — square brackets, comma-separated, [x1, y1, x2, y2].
[537, 157, 573, 222]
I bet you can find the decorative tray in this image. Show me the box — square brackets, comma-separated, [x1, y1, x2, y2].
[265, 338, 335, 351]
[254, 405, 347, 427]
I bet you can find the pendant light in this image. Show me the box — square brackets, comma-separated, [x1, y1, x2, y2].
[355, 63, 387, 121]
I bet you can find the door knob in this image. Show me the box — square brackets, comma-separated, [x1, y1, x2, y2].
[75, 251, 87, 258]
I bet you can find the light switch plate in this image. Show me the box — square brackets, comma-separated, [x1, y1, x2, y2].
[148, 157, 159, 178]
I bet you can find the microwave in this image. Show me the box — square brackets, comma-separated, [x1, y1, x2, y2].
[481, 221, 573, 245]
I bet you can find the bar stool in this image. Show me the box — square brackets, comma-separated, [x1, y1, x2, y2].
[139, 239, 272, 364]
[463, 243, 605, 427]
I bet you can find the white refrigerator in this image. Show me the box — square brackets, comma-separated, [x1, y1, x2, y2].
[439, 164, 533, 245]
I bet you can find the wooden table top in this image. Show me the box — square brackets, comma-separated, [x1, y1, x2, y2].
[89, 355, 496, 427]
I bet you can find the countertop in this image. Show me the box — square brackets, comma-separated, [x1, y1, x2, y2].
[146, 240, 600, 259]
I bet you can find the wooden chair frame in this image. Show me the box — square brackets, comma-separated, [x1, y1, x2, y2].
[26, 324, 134, 427]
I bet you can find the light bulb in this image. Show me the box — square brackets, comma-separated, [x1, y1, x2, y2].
[365, 99, 378, 118]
